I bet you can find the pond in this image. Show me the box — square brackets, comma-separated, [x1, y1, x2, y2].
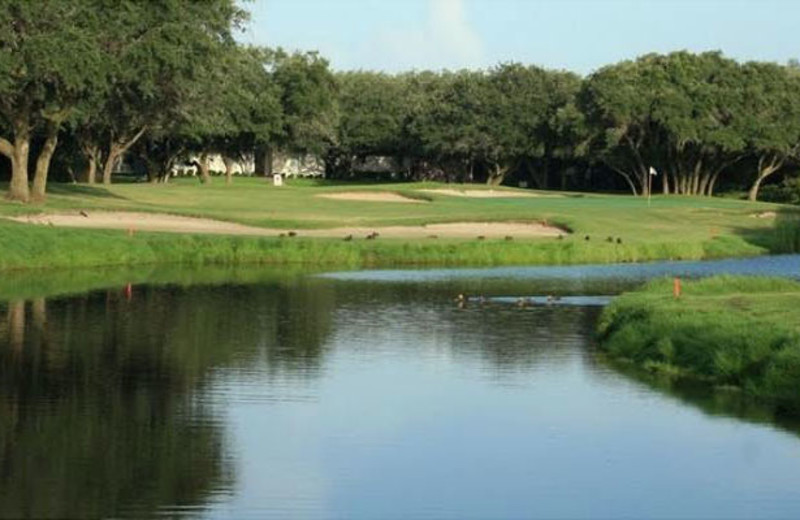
[2, 255, 800, 519]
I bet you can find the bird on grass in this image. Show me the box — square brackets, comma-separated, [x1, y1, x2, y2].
[287, 231, 297, 238]
[79, 210, 89, 218]
[505, 236, 513, 241]
[343, 234, 353, 241]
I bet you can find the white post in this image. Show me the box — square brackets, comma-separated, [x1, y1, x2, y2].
[648, 166, 658, 207]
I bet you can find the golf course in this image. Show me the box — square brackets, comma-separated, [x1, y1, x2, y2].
[1, 177, 798, 272]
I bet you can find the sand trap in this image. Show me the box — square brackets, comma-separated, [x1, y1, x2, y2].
[10, 212, 277, 236]
[419, 188, 537, 198]
[317, 192, 424, 203]
[9, 211, 565, 239]
[752, 211, 777, 219]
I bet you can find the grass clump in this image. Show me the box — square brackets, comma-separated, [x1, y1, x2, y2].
[598, 276, 800, 410]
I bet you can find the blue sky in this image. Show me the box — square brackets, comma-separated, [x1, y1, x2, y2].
[239, 0, 800, 74]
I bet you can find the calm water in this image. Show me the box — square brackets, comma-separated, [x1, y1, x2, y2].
[2, 255, 800, 519]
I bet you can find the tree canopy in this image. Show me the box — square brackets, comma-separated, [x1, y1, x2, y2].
[2, 2, 799, 202]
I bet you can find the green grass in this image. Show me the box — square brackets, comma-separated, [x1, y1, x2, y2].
[597, 276, 800, 409]
[0, 178, 798, 271]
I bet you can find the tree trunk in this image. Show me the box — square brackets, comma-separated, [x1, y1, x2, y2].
[102, 144, 122, 185]
[7, 300, 25, 353]
[198, 153, 211, 184]
[223, 156, 235, 185]
[255, 145, 273, 177]
[486, 164, 509, 186]
[748, 155, 784, 202]
[31, 122, 60, 202]
[102, 127, 147, 185]
[2, 120, 32, 202]
[80, 142, 101, 184]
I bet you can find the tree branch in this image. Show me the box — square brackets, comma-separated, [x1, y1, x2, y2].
[0, 137, 13, 160]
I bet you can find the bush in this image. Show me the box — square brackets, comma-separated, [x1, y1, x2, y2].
[760, 177, 800, 205]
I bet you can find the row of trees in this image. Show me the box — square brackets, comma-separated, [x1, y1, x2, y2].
[2, 1, 799, 203]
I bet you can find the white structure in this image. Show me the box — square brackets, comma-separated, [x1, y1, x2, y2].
[271, 152, 325, 177]
[273, 173, 283, 186]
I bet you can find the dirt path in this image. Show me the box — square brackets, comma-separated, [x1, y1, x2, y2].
[9, 211, 564, 239]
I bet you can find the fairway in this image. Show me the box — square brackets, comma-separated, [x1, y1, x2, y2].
[1, 178, 797, 272]
[0, 178, 791, 243]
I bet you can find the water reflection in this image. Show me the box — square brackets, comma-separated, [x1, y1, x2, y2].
[0, 279, 337, 518]
[2, 259, 800, 518]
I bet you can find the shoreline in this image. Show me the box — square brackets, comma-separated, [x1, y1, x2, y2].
[597, 276, 800, 410]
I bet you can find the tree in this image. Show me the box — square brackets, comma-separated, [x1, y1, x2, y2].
[70, 0, 247, 185]
[740, 62, 800, 201]
[271, 50, 339, 158]
[330, 71, 409, 178]
[580, 52, 748, 196]
[184, 45, 282, 185]
[0, 0, 106, 202]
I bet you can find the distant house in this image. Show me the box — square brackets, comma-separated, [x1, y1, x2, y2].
[271, 152, 325, 177]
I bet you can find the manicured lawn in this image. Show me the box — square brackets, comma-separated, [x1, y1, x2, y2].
[0, 179, 797, 271]
[0, 178, 792, 239]
[598, 276, 800, 408]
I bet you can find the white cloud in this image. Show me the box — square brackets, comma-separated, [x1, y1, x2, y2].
[364, 0, 486, 71]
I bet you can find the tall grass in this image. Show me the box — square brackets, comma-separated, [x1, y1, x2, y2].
[0, 219, 770, 273]
[771, 217, 800, 254]
[598, 276, 800, 410]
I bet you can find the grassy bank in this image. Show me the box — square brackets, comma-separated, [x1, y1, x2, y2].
[0, 218, 774, 272]
[597, 276, 800, 409]
[0, 179, 798, 271]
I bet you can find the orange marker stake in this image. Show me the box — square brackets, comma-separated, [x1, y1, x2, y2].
[125, 283, 132, 301]
[673, 277, 682, 299]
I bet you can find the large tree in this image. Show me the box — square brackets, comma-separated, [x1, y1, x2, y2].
[740, 62, 800, 201]
[580, 52, 749, 196]
[0, 0, 106, 202]
[71, 0, 247, 185]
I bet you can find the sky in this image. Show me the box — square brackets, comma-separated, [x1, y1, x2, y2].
[239, 0, 800, 75]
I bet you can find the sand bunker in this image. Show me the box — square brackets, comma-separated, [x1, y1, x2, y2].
[418, 188, 537, 198]
[10, 212, 274, 236]
[752, 211, 777, 219]
[317, 192, 424, 203]
[9, 212, 564, 239]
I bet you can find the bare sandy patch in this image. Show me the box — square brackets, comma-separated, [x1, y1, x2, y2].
[418, 188, 538, 198]
[752, 210, 777, 219]
[317, 192, 424, 203]
[10, 212, 278, 236]
[8, 212, 565, 239]
[316, 222, 564, 239]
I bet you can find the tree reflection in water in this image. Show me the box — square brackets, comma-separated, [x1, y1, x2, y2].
[0, 279, 335, 518]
